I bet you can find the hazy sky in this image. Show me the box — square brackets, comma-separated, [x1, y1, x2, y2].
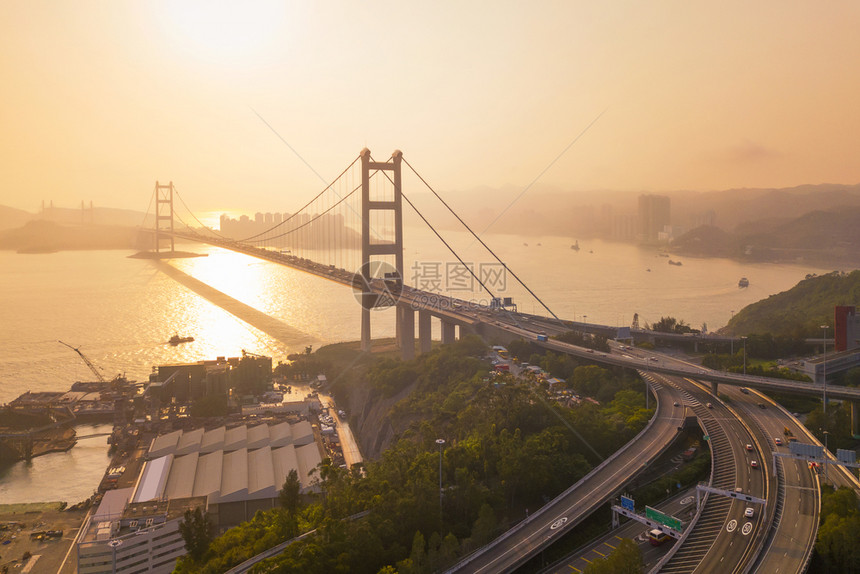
[2, 1, 859, 215]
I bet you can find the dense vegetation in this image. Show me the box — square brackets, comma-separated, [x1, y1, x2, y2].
[810, 486, 860, 572]
[175, 336, 653, 573]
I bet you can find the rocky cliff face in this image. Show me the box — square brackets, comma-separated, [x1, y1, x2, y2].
[336, 376, 419, 461]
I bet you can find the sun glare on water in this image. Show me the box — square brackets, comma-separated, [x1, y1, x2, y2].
[162, 0, 289, 66]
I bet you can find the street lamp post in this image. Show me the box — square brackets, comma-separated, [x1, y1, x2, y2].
[822, 430, 830, 483]
[741, 336, 747, 375]
[821, 325, 829, 414]
[435, 438, 445, 509]
[730, 310, 735, 355]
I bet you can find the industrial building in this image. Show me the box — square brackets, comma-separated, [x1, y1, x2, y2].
[77, 420, 322, 573]
[146, 353, 273, 402]
[77, 489, 205, 574]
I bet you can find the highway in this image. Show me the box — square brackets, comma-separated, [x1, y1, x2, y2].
[445, 375, 687, 573]
[655, 373, 767, 574]
[543, 488, 698, 573]
[723, 386, 818, 574]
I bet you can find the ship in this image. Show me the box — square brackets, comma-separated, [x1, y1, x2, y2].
[668, 259, 683, 266]
[738, 277, 750, 288]
[169, 334, 194, 345]
[571, 240, 580, 251]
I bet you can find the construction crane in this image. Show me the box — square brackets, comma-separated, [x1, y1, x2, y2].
[58, 340, 106, 383]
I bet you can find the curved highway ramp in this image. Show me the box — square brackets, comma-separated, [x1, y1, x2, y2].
[445, 378, 686, 574]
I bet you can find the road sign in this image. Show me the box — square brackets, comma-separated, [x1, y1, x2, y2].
[621, 495, 635, 512]
[790, 442, 824, 459]
[703, 435, 709, 441]
[838, 449, 857, 464]
[646, 506, 683, 532]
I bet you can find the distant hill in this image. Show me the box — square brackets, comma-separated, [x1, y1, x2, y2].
[669, 183, 860, 233]
[724, 270, 860, 337]
[0, 205, 34, 230]
[0, 220, 147, 252]
[0, 204, 152, 230]
[671, 206, 860, 265]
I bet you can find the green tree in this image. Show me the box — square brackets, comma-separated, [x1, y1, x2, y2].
[469, 503, 498, 547]
[582, 538, 643, 573]
[815, 487, 860, 571]
[178, 506, 213, 562]
[280, 468, 302, 514]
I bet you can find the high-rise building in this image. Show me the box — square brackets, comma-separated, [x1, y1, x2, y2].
[638, 194, 671, 243]
[835, 306, 860, 352]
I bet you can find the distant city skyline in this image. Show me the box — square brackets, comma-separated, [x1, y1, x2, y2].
[3, 2, 860, 214]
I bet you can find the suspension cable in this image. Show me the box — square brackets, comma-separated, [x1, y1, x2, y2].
[244, 180, 364, 244]
[173, 188, 228, 239]
[402, 156, 562, 323]
[372, 156, 496, 300]
[237, 155, 360, 242]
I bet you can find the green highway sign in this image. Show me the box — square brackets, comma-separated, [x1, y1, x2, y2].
[646, 506, 683, 532]
[703, 435, 709, 441]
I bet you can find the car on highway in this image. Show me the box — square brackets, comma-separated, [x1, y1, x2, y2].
[757, 403, 767, 409]
[744, 507, 754, 518]
[673, 401, 680, 407]
[750, 460, 758, 468]
[774, 437, 783, 446]
[740, 387, 750, 394]
[745, 444, 753, 451]
[706, 402, 713, 409]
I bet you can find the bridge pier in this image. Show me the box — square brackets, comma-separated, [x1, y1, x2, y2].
[418, 311, 432, 354]
[361, 306, 372, 352]
[441, 321, 456, 344]
[851, 401, 860, 439]
[711, 380, 718, 395]
[398, 306, 415, 360]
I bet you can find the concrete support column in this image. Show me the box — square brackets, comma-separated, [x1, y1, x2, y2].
[851, 400, 860, 439]
[398, 305, 415, 360]
[418, 311, 432, 354]
[441, 321, 456, 344]
[711, 380, 718, 395]
[361, 306, 371, 352]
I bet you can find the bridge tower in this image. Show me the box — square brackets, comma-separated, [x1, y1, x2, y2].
[155, 181, 175, 253]
[359, 149, 405, 353]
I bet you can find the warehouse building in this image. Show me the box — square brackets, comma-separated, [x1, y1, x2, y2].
[77, 420, 322, 573]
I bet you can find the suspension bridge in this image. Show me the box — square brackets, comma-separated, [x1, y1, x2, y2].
[137, 148, 860, 572]
[141, 147, 860, 408]
[142, 148, 564, 360]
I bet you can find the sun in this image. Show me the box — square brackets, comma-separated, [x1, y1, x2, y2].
[162, 0, 289, 66]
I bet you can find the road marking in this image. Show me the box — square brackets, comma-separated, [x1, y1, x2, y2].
[550, 517, 568, 530]
[615, 535, 624, 541]
[726, 519, 738, 532]
[603, 542, 615, 550]
[568, 566, 581, 572]
[742, 522, 753, 536]
[593, 550, 606, 557]
[681, 496, 694, 505]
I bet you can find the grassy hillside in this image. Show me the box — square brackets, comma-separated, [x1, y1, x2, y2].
[725, 270, 860, 337]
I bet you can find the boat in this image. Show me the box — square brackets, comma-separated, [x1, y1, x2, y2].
[738, 277, 749, 288]
[169, 334, 194, 345]
[668, 260, 683, 266]
[571, 241, 580, 251]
